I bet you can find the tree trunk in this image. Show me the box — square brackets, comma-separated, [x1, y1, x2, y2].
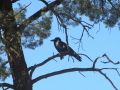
[0, 0, 32, 90]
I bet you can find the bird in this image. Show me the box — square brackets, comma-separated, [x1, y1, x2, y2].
[51, 37, 82, 62]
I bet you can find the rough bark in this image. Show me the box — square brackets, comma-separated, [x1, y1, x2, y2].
[0, 0, 32, 90]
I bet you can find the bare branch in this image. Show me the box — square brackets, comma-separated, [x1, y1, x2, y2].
[14, 2, 32, 16]
[92, 54, 104, 68]
[116, 69, 120, 76]
[59, 13, 95, 39]
[32, 67, 100, 84]
[32, 66, 119, 90]
[0, 83, 14, 89]
[80, 53, 93, 62]
[79, 71, 86, 77]
[99, 71, 118, 90]
[28, 53, 65, 79]
[92, 54, 120, 68]
[19, 0, 63, 30]
[101, 54, 120, 65]
[28, 53, 67, 71]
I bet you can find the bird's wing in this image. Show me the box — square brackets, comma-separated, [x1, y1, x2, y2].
[60, 41, 74, 53]
[60, 42, 68, 51]
[62, 42, 82, 61]
[59, 41, 82, 61]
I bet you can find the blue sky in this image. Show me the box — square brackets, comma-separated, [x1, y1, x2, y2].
[1, 0, 120, 90]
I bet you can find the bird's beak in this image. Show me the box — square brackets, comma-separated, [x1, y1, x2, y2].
[50, 39, 54, 42]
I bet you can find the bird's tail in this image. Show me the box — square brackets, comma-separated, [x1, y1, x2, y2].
[71, 52, 82, 62]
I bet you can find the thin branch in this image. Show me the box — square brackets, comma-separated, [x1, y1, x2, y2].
[78, 29, 85, 52]
[70, 56, 75, 62]
[28, 53, 67, 71]
[79, 71, 86, 77]
[101, 54, 120, 65]
[41, 0, 66, 31]
[116, 69, 120, 76]
[19, 0, 63, 30]
[101, 68, 120, 77]
[107, 0, 117, 10]
[80, 53, 93, 62]
[99, 71, 118, 90]
[92, 54, 105, 68]
[92, 54, 120, 68]
[14, 2, 32, 16]
[0, 83, 14, 89]
[32, 67, 100, 84]
[85, 29, 94, 39]
[70, 35, 85, 51]
[80, 29, 85, 42]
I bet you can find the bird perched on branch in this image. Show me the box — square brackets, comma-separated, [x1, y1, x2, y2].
[51, 37, 82, 62]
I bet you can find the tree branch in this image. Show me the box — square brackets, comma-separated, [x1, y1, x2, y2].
[99, 70, 118, 90]
[28, 53, 64, 71]
[32, 67, 119, 90]
[101, 54, 120, 65]
[93, 54, 120, 68]
[14, 2, 32, 16]
[92, 54, 105, 68]
[0, 83, 14, 89]
[19, 0, 63, 30]
[80, 53, 93, 62]
[32, 67, 100, 84]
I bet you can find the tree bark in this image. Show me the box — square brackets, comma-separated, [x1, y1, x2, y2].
[0, 0, 32, 90]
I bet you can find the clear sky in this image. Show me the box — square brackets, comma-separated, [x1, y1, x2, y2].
[1, 0, 120, 90]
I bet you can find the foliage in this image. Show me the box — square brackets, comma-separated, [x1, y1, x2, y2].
[54, 0, 120, 28]
[0, 58, 11, 81]
[22, 15, 52, 49]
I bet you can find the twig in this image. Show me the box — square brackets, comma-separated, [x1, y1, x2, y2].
[80, 42, 86, 51]
[71, 56, 75, 63]
[116, 69, 120, 76]
[85, 29, 94, 39]
[80, 53, 93, 62]
[107, 0, 117, 10]
[92, 54, 105, 68]
[80, 29, 85, 42]
[79, 71, 85, 77]
[93, 53, 120, 68]
[14, 2, 32, 16]
[99, 70, 118, 90]
[96, 23, 101, 33]
[101, 54, 120, 65]
[77, 29, 85, 52]
[53, 58, 58, 62]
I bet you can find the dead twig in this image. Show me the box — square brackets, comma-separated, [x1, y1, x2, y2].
[14, 2, 32, 16]
[80, 53, 93, 62]
[101, 54, 120, 65]
[99, 70, 118, 90]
